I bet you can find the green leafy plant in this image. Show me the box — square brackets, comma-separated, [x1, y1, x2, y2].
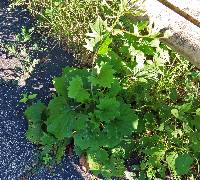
[22, 1, 200, 179]
[16, 26, 34, 43]
[25, 63, 140, 178]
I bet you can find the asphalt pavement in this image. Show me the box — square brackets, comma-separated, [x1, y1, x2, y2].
[0, 1, 86, 179]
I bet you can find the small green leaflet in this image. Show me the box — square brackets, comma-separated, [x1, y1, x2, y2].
[171, 109, 179, 119]
[19, 93, 37, 103]
[84, 16, 107, 52]
[98, 36, 112, 55]
[175, 154, 193, 176]
[42, 153, 52, 165]
[89, 63, 115, 88]
[89, 16, 107, 36]
[68, 76, 90, 103]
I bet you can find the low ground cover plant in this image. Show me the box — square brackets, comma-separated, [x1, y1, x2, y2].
[14, 0, 200, 179]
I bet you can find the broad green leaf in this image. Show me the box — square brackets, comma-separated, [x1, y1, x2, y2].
[84, 16, 107, 52]
[89, 16, 107, 35]
[95, 97, 120, 123]
[143, 147, 165, 161]
[192, 115, 200, 129]
[89, 63, 114, 88]
[159, 104, 172, 120]
[123, 33, 155, 55]
[74, 114, 88, 131]
[68, 76, 90, 103]
[102, 124, 122, 148]
[107, 80, 122, 97]
[89, 148, 109, 164]
[107, 154, 126, 177]
[40, 133, 56, 145]
[47, 108, 75, 140]
[40, 145, 52, 158]
[48, 96, 67, 116]
[144, 112, 155, 129]
[137, 21, 149, 31]
[25, 102, 46, 124]
[96, 148, 109, 162]
[118, 103, 139, 132]
[53, 76, 67, 98]
[74, 129, 101, 150]
[175, 154, 193, 176]
[53, 67, 90, 98]
[25, 102, 46, 144]
[106, 51, 125, 73]
[26, 126, 43, 144]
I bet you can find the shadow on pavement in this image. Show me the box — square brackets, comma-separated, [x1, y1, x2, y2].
[0, 2, 84, 180]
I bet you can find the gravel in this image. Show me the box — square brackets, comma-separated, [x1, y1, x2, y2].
[0, 2, 88, 180]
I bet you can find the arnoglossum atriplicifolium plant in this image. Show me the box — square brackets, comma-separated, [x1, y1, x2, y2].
[24, 0, 200, 179]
